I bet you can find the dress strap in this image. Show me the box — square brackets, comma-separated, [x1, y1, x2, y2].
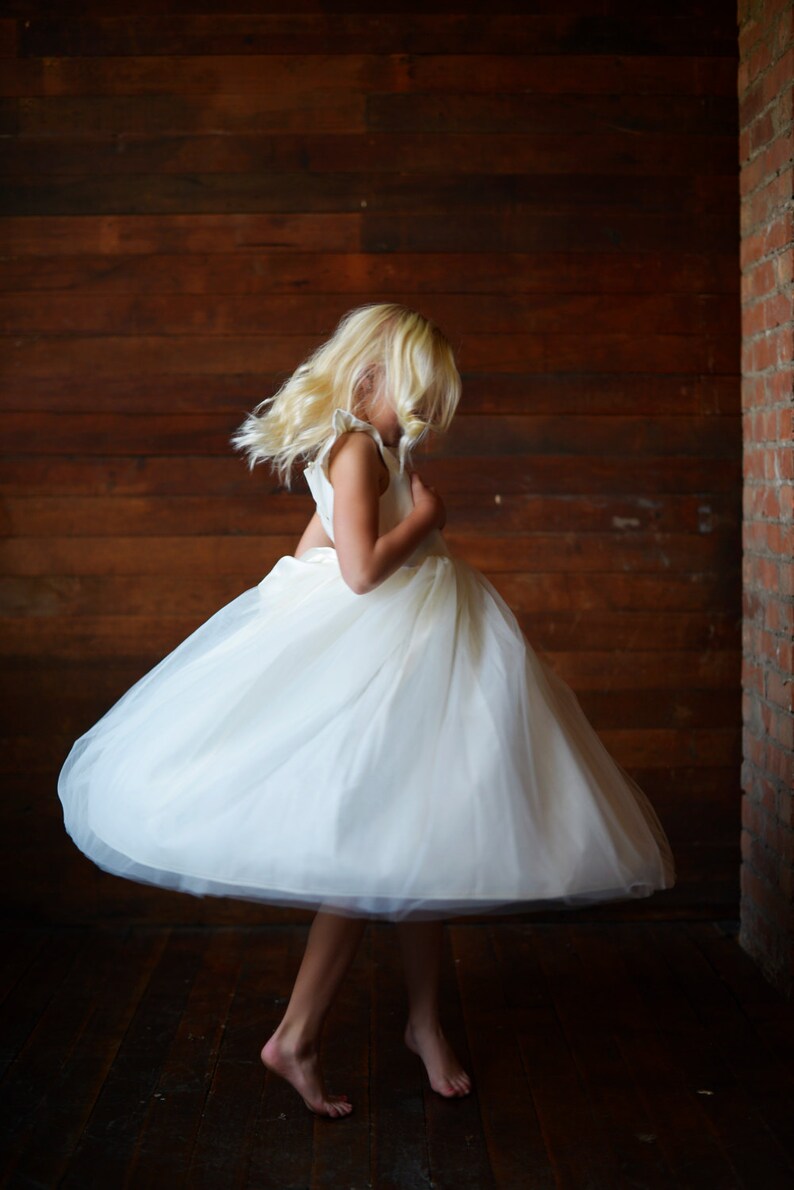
[315, 407, 390, 480]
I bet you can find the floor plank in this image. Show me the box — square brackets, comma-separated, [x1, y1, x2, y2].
[58, 929, 207, 1190]
[422, 925, 494, 1190]
[186, 927, 310, 1189]
[451, 924, 554, 1188]
[0, 928, 165, 1186]
[243, 926, 317, 1190]
[511, 925, 627, 1189]
[126, 928, 249, 1188]
[369, 922, 432, 1190]
[308, 923, 372, 1190]
[0, 929, 88, 1079]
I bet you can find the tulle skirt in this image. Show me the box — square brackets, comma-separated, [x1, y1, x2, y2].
[57, 544, 676, 921]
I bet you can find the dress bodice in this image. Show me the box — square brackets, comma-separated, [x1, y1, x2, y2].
[302, 408, 449, 568]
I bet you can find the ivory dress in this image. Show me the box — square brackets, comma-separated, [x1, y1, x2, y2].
[57, 407, 676, 920]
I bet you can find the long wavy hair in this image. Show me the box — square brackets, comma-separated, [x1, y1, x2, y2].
[229, 302, 462, 488]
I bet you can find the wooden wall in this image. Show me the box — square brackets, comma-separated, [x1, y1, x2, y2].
[0, 2, 742, 925]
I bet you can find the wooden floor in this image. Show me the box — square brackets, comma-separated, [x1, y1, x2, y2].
[1, 920, 792, 1190]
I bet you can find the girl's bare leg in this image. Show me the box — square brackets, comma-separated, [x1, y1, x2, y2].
[261, 908, 367, 1118]
[396, 919, 472, 1097]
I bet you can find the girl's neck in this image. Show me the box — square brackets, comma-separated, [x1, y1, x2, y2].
[354, 392, 402, 449]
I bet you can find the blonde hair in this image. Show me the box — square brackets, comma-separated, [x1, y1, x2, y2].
[229, 302, 462, 488]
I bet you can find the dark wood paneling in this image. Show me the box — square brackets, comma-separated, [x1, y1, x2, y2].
[0, 1, 741, 924]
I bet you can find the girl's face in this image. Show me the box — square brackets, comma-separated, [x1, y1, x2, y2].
[357, 369, 402, 447]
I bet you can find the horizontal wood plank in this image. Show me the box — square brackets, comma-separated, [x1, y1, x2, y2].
[0, 291, 740, 337]
[6, 91, 738, 139]
[0, 132, 738, 177]
[0, 531, 740, 575]
[0, 412, 742, 460]
[0, 237, 739, 299]
[0, 492, 740, 537]
[0, 53, 737, 100]
[0, 454, 743, 496]
[17, 12, 737, 58]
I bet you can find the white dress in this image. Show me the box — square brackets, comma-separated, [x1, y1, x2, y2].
[57, 408, 676, 921]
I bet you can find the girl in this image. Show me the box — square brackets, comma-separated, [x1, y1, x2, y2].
[57, 302, 676, 1120]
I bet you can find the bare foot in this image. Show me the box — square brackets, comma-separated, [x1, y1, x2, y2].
[261, 1031, 353, 1118]
[404, 1020, 472, 1097]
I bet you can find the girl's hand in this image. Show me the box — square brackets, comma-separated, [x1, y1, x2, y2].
[410, 469, 446, 531]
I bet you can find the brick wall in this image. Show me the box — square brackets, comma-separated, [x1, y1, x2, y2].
[738, 0, 793, 998]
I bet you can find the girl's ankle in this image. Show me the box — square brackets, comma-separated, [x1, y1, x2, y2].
[407, 1016, 442, 1034]
[271, 1021, 320, 1055]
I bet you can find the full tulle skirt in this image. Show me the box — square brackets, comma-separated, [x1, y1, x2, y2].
[57, 545, 676, 920]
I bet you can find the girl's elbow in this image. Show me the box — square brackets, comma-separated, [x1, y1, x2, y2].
[344, 571, 377, 596]
[340, 560, 379, 595]
[336, 542, 381, 595]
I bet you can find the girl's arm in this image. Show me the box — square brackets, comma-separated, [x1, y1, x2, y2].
[328, 431, 444, 595]
[293, 511, 334, 559]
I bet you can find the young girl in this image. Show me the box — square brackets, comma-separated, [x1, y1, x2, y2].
[57, 302, 676, 1119]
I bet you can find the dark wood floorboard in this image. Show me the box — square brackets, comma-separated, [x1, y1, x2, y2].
[1, 920, 791, 1190]
[369, 921, 431, 1190]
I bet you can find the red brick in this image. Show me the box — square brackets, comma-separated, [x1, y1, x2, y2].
[761, 209, 794, 255]
[740, 126, 753, 168]
[739, 17, 763, 60]
[740, 79, 766, 130]
[766, 368, 793, 403]
[749, 38, 774, 84]
[748, 832, 786, 886]
[777, 408, 793, 440]
[750, 111, 777, 155]
[776, 638, 793, 672]
[742, 374, 767, 409]
[742, 660, 763, 694]
[741, 862, 788, 920]
[764, 47, 793, 104]
[763, 409, 778, 440]
[753, 335, 778, 370]
[772, 325, 794, 367]
[741, 228, 769, 272]
[767, 134, 794, 179]
[768, 0, 794, 24]
[767, 670, 793, 712]
[743, 795, 764, 837]
[743, 168, 793, 229]
[771, 708, 794, 750]
[765, 292, 793, 331]
[761, 487, 782, 517]
[743, 259, 776, 299]
[771, 89, 794, 140]
[744, 134, 794, 194]
[764, 596, 794, 632]
[774, 250, 793, 289]
[761, 775, 780, 816]
[766, 737, 793, 783]
[743, 299, 768, 338]
[765, 522, 788, 554]
[780, 562, 794, 597]
[774, 5, 793, 56]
